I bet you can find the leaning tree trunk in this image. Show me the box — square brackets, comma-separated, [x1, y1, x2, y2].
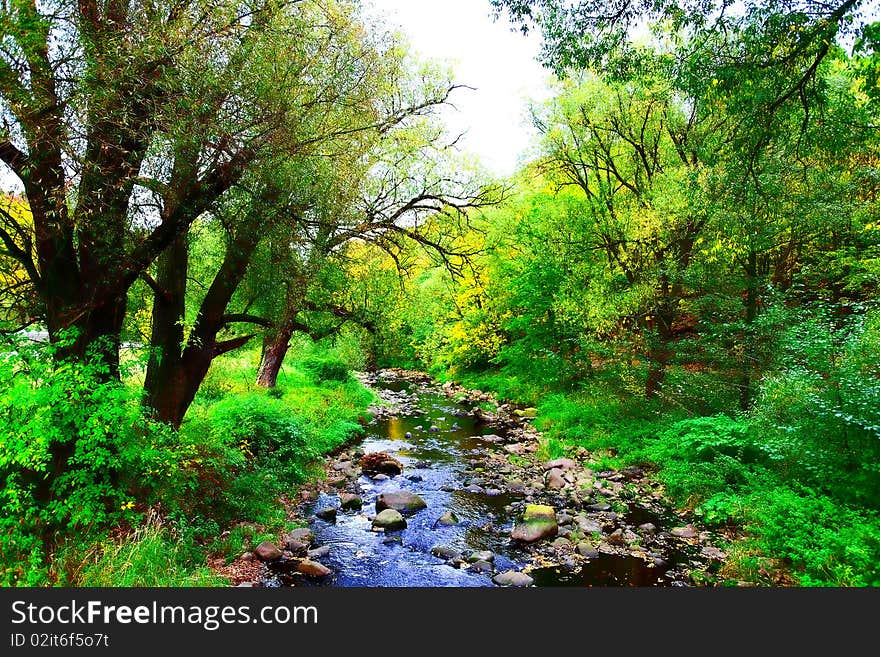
[256, 313, 299, 388]
[739, 248, 759, 412]
[145, 229, 260, 427]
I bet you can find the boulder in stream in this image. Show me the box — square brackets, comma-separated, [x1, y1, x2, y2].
[511, 504, 558, 543]
[493, 570, 534, 587]
[376, 491, 427, 515]
[372, 509, 407, 531]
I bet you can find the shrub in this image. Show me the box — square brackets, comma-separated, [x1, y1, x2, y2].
[301, 356, 350, 383]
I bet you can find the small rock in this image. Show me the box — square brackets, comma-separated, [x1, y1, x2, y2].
[285, 539, 308, 557]
[464, 484, 485, 494]
[485, 488, 503, 497]
[404, 432, 413, 439]
[296, 559, 332, 577]
[307, 546, 331, 559]
[586, 503, 611, 512]
[701, 546, 727, 560]
[332, 461, 354, 472]
[671, 525, 698, 539]
[407, 474, 423, 482]
[439, 484, 456, 492]
[638, 522, 657, 535]
[553, 537, 572, 551]
[372, 509, 407, 531]
[328, 477, 347, 488]
[431, 546, 461, 561]
[493, 571, 534, 587]
[507, 480, 528, 494]
[607, 529, 626, 546]
[467, 550, 495, 563]
[315, 507, 337, 522]
[414, 461, 430, 469]
[382, 534, 403, 546]
[255, 541, 282, 561]
[653, 558, 668, 568]
[240, 552, 254, 562]
[576, 542, 600, 558]
[429, 425, 440, 432]
[339, 493, 363, 510]
[286, 528, 314, 546]
[433, 511, 460, 527]
[546, 469, 567, 489]
[372, 474, 389, 481]
[542, 458, 578, 471]
[468, 560, 494, 574]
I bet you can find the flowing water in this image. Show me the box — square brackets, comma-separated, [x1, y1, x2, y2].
[268, 376, 692, 587]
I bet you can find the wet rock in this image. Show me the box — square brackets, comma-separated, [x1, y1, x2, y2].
[429, 425, 440, 432]
[407, 474, 423, 482]
[240, 551, 254, 562]
[307, 546, 331, 559]
[404, 432, 413, 439]
[701, 546, 727, 561]
[481, 434, 503, 443]
[575, 516, 603, 534]
[448, 556, 465, 569]
[493, 571, 534, 587]
[607, 529, 627, 546]
[285, 539, 309, 557]
[467, 550, 495, 563]
[296, 559, 332, 578]
[621, 466, 644, 480]
[586, 503, 611, 512]
[328, 477, 348, 488]
[372, 509, 407, 531]
[431, 546, 460, 561]
[507, 480, 528, 494]
[576, 542, 600, 558]
[315, 507, 337, 522]
[286, 528, 314, 546]
[339, 493, 363, 510]
[433, 511, 459, 528]
[376, 491, 427, 515]
[546, 469, 567, 489]
[638, 522, 657, 535]
[553, 537, 573, 551]
[464, 484, 485, 494]
[414, 461, 430, 469]
[485, 488, 503, 497]
[255, 542, 283, 561]
[671, 525, 699, 539]
[379, 460, 403, 476]
[542, 458, 578, 471]
[653, 558, 668, 568]
[439, 484, 456, 492]
[382, 534, 403, 546]
[359, 452, 404, 475]
[511, 504, 558, 543]
[332, 461, 354, 472]
[468, 560, 494, 574]
[372, 474, 390, 481]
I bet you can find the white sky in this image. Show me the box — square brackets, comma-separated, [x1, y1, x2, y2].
[365, 0, 552, 176]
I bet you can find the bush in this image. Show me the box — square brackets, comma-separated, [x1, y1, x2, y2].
[0, 338, 190, 585]
[204, 392, 312, 478]
[301, 356, 350, 383]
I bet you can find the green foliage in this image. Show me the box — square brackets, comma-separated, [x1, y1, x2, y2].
[301, 355, 351, 383]
[68, 523, 226, 587]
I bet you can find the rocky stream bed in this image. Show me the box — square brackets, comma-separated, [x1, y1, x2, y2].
[232, 369, 727, 587]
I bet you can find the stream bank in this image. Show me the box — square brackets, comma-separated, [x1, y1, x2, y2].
[239, 369, 727, 587]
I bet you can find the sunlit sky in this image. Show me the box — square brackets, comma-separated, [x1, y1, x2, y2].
[366, 0, 552, 176]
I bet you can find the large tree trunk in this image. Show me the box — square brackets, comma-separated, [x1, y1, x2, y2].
[256, 320, 297, 388]
[144, 234, 189, 425]
[144, 229, 260, 427]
